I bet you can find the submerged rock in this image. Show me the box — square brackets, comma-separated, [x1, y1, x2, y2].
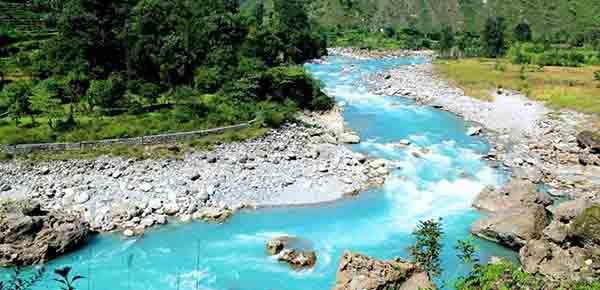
[0, 200, 90, 266]
[339, 132, 361, 144]
[266, 236, 317, 269]
[467, 126, 482, 136]
[278, 249, 317, 269]
[194, 208, 233, 223]
[332, 251, 433, 290]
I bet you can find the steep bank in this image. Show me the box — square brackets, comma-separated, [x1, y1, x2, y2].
[0, 110, 392, 236]
[0, 200, 90, 266]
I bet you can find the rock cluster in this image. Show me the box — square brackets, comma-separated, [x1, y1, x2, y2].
[520, 204, 600, 281]
[0, 200, 90, 266]
[266, 236, 317, 269]
[332, 251, 434, 290]
[0, 112, 392, 237]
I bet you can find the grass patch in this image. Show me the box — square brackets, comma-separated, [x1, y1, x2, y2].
[16, 125, 268, 161]
[434, 58, 600, 114]
[0, 108, 259, 145]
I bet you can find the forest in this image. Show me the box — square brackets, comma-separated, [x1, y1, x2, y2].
[0, 0, 332, 144]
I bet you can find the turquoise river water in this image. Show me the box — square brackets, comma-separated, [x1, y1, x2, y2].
[8, 56, 518, 290]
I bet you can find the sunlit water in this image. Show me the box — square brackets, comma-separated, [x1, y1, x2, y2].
[5, 56, 517, 290]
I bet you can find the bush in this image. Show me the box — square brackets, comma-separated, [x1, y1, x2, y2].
[261, 66, 333, 111]
[455, 260, 600, 290]
[594, 70, 600, 81]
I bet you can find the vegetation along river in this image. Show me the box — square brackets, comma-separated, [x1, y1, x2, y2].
[18, 56, 518, 290]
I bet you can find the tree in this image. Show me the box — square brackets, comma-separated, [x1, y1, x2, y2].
[439, 25, 455, 58]
[0, 81, 33, 126]
[85, 73, 126, 111]
[481, 16, 506, 58]
[514, 20, 532, 42]
[410, 218, 443, 279]
[29, 80, 63, 128]
[273, 0, 324, 63]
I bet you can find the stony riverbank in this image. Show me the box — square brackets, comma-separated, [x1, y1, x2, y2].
[0, 109, 394, 237]
[345, 48, 600, 281]
[368, 61, 600, 201]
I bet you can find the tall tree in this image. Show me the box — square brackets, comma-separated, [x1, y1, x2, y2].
[482, 16, 506, 58]
[514, 20, 532, 42]
[439, 25, 455, 58]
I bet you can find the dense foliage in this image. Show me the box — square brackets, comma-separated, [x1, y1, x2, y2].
[0, 0, 332, 144]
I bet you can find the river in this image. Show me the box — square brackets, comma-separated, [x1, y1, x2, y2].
[13, 56, 517, 290]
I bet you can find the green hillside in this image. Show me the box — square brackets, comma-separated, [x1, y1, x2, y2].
[310, 0, 600, 42]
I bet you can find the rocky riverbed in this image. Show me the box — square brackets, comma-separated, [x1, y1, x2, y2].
[0, 110, 393, 237]
[369, 60, 600, 201]
[350, 48, 600, 281]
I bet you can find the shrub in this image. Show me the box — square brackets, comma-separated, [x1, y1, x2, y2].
[594, 70, 600, 81]
[570, 205, 600, 245]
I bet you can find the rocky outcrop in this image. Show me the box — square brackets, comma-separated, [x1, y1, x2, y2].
[266, 236, 317, 269]
[471, 205, 548, 249]
[471, 178, 551, 249]
[519, 203, 600, 281]
[472, 178, 550, 213]
[0, 200, 90, 266]
[332, 251, 434, 290]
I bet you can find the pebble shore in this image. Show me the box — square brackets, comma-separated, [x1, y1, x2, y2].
[0, 110, 393, 236]
[362, 52, 600, 201]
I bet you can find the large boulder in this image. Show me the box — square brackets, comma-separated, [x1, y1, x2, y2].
[552, 198, 592, 223]
[0, 200, 90, 266]
[577, 131, 600, 154]
[473, 178, 550, 213]
[471, 205, 548, 249]
[266, 236, 317, 269]
[519, 239, 596, 281]
[519, 204, 600, 281]
[332, 251, 434, 290]
[569, 205, 600, 247]
[193, 207, 233, 223]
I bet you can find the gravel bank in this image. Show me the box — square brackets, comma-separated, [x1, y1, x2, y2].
[0, 110, 393, 235]
[361, 52, 600, 202]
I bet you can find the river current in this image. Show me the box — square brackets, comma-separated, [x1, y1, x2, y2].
[11, 56, 517, 290]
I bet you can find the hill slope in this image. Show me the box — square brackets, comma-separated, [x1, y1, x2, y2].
[309, 0, 600, 40]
